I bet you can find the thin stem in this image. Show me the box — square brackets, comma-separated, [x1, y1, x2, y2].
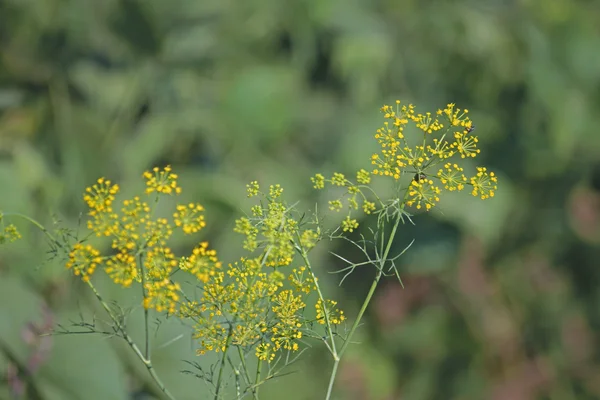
[297, 246, 337, 356]
[325, 204, 405, 400]
[238, 347, 259, 400]
[5, 213, 63, 248]
[86, 281, 176, 400]
[138, 252, 151, 359]
[254, 360, 262, 399]
[214, 325, 234, 400]
[325, 359, 340, 400]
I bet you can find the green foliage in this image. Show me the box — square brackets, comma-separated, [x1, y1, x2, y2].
[1, 0, 600, 399]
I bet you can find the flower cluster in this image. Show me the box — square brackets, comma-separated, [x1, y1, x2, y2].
[67, 166, 219, 315]
[313, 101, 498, 227]
[372, 101, 497, 208]
[234, 182, 297, 267]
[310, 169, 376, 232]
[65, 169, 344, 364]
[180, 182, 344, 363]
[66, 243, 102, 282]
[0, 214, 21, 244]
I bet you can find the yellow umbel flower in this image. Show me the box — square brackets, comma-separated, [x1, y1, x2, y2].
[105, 250, 138, 287]
[83, 177, 119, 212]
[180, 242, 222, 283]
[66, 243, 102, 282]
[143, 165, 182, 195]
[406, 178, 442, 211]
[255, 342, 276, 362]
[143, 278, 181, 314]
[437, 163, 467, 192]
[173, 203, 206, 234]
[470, 167, 498, 199]
[316, 299, 346, 325]
[0, 224, 21, 243]
[145, 246, 178, 280]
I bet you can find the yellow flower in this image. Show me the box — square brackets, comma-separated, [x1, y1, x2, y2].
[299, 229, 320, 251]
[180, 242, 222, 283]
[144, 217, 173, 247]
[269, 184, 284, 199]
[110, 196, 150, 251]
[356, 169, 371, 185]
[66, 243, 102, 282]
[246, 181, 260, 197]
[310, 173, 325, 189]
[289, 266, 316, 294]
[87, 209, 118, 237]
[145, 246, 178, 280]
[143, 165, 182, 195]
[143, 278, 181, 314]
[255, 342, 276, 362]
[83, 177, 119, 212]
[406, 179, 441, 211]
[362, 201, 376, 214]
[331, 172, 346, 186]
[470, 167, 498, 199]
[316, 299, 345, 325]
[329, 200, 343, 211]
[105, 251, 138, 287]
[0, 224, 21, 243]
[437, 163, 467, 192]
[452, 129, 480, 158]
[173, 203, 206, 234]
[341, 216, 359, 232]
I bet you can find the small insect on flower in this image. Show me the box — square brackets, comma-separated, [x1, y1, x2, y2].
[466, 124, 476, 133]
[413, 172, 427, 183]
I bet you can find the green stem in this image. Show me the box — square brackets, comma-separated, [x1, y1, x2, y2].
[324, 206, 405, 400]
[238, 347, 259, 400]
[5, 213, 63, 248]
[254, 360, 262, 398]
[138, 252, 151, 359]
[87, 282, 176, 400]
[298, 247, 337, 356]
[214, 325, 234, 400]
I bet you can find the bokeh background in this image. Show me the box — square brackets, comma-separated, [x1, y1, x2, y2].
[2, 0, 600, 399]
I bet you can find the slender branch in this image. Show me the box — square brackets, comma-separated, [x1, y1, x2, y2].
[86, 281, 176, 400]
[325, 191, 408, 400]
[138, 252, 151, 359]
[297, 242, 338, 357]
[238, 347, 259, 400]
[214, 325, 234, 400]
[254, 360, 263, 399]
[5, 213, 65, 250]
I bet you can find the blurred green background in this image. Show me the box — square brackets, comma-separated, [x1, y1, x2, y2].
[2, 0, 600, 399]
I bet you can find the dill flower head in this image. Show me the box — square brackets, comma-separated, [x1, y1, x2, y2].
[234, 185, 299, 267]
[143, 165, 182, 195]
[66, 243, 102, 282]
[437, 163, 468, 192]
[406, 178, 442, 211]
[316, 299, 346, 325]
[180, 242, 222, 283]
[105, 250, 138, 287]
[173, 203, 206, 234]
[0, 223, 21, 244]
[143, 279, 181, 314]
[470, 167, 498, 199]
[289, 266, 316, 294]
[145, 246, 178, 280]
[370, 100, 498, 210]
[83, 177, 119, 212]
